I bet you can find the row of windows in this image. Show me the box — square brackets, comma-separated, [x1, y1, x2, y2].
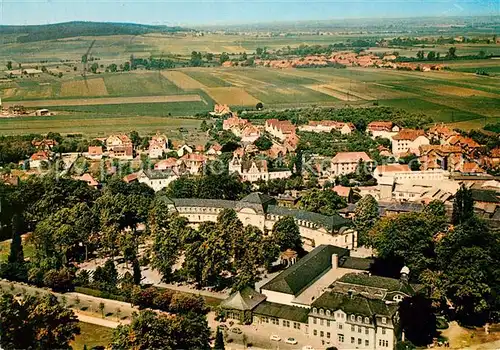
[261, 317, 301, 330]
[379, 340, 390, 347]
[311, 311, 386, 325]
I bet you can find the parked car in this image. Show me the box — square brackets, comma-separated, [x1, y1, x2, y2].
[270, 335, 281, 342]
[285, 337, 298, 345]
[231, 327, 242, 334]
[302, 346, 315, 350]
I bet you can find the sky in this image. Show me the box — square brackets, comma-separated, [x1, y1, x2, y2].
[0, 0, 497, 26]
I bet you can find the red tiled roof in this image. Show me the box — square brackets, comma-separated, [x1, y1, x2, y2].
[367, 121, 394, 132]
[332, 185, 351, 197]
[266, 119, 295, 134]
[392, 129, 426, 141]
[88, 146, 103, 155]
[331, 152, 372, 163]
[30, 151, 49, 161]
[123, 173, 139, 183]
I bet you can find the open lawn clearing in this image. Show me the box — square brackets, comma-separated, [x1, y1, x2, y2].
[319, 83, 375, 100]
[61, 78, 108, 97]
[0, 237, 35, 262]
[2, 94, 201, 108]
[380, 97, 486, 123]
[161, 70, 206, 89]
[305, 84, 357, 101]
[103, 72, 183, 96]
[182, 70, 232, 87]
[447, 118, 500, 131]
[203, 86, 260, 106]
[71, 322, 114, 350]
[0, 113, 202, 136]
[226, 67, 321, 86]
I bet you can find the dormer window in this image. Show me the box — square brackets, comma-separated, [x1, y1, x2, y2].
[357, 316, 362, 323]
[313, 308, 317, 314]
[319, 309, 324, 316]
[350, 315, 355, 322]
[382, 317, 387, 324]
[326, 310, 331, 317]
[364, 317, 369, 324]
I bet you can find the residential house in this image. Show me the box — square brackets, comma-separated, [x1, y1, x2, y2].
[223, 115, 249, 131]
[229, 157, 292, 183]
[265, 144, 288, 159]
[32, 139, 58, 151]
[331, 152, 373, 176]
[148, 133, 169, 159]
[106, 134, 133, 159]
[180, 153, 207, 175]
[427, 123, 458, 144]
[284, 133, 300, 152]
[29, 151, 50, 169]
[366, 122, 399, 140]
[154, 157, 186, 174]
[73, 173, 99, 189]
[446, 135, 481, 151]
[176, 144, 193, 157]
[391, 129, 429, 157]
[137, 169, 179, 192]
[0, 173, 19, 186]
[299, 121, 356, 135]
[418, 145, 463, 171]
[206, 143, 223, 158]
[265, 119, 296, 141]
[86, 146, 103, 160]
[210, 104, 232, 117]
[241, 124, 261, 143]
[123, 173, 139, 183]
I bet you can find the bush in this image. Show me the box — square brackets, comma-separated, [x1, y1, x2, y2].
[75, 286, 128, 302]
[436, 317, 449, 330]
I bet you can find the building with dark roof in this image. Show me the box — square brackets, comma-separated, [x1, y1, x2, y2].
[260, 245, 373, 307]
[166, 193, 357, 251]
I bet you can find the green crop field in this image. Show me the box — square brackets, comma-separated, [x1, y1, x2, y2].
[0, 113, 203, 136]
[103, 72, 184, 96]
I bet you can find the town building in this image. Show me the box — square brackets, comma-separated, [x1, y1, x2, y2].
[210, 104, 232, 117]
[265, 119, 296, 141]
[418, 145, 463, 171]
[331, 152, 374, 176]
[366, 122, 399, 140]
[106, 134, 133, 159]
[73, 173, 99, 189]
[148, 133, 169, 159]
[228, 156, 292, 183]
[427, 124, 458, 144]
[86, 146, 103, 160]
[240, 124, 261, 143]
[137, 169, 179, 192]
[223, 115, 249, 131]
[220, 244, 421, 350]
[29, 151, 50, 169]
[180, 153, 207, 175]
[391, 129, 429, 157]
[164, 194, 357, 251]
[299, 121, 356, 135]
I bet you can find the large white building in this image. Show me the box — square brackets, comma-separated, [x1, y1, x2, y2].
[220, 245, 423, 350]
[391, 129, 429, 157]
[366, 121, 400, 140]
[299, 120, 356, 135]
[164, 193, 357, 251]
[265, 119, 296, 141]
[331, 152, 374, 176]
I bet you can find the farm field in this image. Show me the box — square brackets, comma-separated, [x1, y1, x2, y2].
[0, 59, 499, 133]
[0, 113, 203, 137]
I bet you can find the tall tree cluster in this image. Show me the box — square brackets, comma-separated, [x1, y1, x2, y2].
[150, 205, 298, 290]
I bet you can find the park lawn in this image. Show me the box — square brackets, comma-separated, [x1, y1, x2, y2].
[0, 238, 35, 262]
[0, 113, 202, 137]
[103, 72, 185, 96]
[71, 322, 114, 350]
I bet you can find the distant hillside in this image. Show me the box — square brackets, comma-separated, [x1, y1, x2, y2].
[0, 21, 190, 43]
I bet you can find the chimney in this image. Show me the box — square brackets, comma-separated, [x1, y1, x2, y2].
[331, 253, 338, 270]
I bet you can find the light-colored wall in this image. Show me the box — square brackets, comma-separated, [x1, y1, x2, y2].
[138, 175, 178, 192]
[309, 311, 395, 350]
[261, 289, 295, 306]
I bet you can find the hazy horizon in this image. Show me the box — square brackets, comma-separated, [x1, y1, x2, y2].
[0, 0, 498, 27]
